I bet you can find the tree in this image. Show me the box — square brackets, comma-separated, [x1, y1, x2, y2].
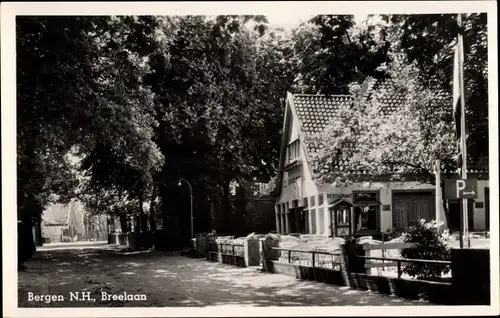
[17, 16, 109, 244]
[143, 16, 295, 236]
[308, 54, 457, 226]
[379, 13, 488, 161]
[75, 16, 166, 234]
[17, 16, 164, 245]
[293, 14, 487, 163]
[290, 15, 391, 94]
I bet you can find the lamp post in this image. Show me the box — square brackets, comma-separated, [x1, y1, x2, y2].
[178, 178, 194, 239]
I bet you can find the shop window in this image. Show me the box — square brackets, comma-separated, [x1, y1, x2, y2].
[310, 208, 316, 233]
[281, 214, 286, 233]
[304, 209, 310, 233]
[318, 193, 324, 205]
[310, 196, 316, 206]
[286, 139, 300, 164]
[336, 208, 349, 225]
[318, 207, 324, 234]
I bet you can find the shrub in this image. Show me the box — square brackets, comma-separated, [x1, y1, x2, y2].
[400, 219, 451, 281]
[246, 232, 259, 240]
[265, 232, 280, 241]
[344, 235, 359, 246]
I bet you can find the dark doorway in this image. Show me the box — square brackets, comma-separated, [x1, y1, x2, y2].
[448, 201, 461, 231]
[448, 199, 474, 231]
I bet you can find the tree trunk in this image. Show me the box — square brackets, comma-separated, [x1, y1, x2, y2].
[34, 218, 43, 246]
[440, 179, 450, 230]
[139, 192, 148, 233]
[149, 184, 157, 249]
[120, 215, 129, 232]
[222, 180, 231, 234]
[149, 184, 157, 233]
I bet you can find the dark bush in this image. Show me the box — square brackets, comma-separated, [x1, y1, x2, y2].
[400, 219, 451, 281]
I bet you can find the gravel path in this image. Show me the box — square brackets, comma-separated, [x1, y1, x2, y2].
[18, 245, 431, 307]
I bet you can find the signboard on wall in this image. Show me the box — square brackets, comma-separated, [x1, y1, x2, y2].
[353, 192, 378, 203]
[327, 193, 352, 204]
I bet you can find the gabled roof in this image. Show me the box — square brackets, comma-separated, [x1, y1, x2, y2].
[293, 94, 354, 134]
[272, 76, 488, 197]
[273, 92, 357, 196]
[368, 78, 407, 114]
[293, 94, 354, 155]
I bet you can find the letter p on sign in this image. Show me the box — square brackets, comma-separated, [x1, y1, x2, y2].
[456, 180, 466, 198]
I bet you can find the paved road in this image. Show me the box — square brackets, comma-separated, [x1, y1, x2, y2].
[18, 245, 431, 307]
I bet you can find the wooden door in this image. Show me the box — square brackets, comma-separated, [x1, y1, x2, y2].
[393, 192, 435, 230]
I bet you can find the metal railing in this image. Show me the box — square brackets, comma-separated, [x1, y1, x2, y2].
[271, 247, 342, 270]
[358, 255, 451, 279]
[208, 242, 245, 257]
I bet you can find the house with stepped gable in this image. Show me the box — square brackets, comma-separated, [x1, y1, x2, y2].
[272, 76, 489, 238]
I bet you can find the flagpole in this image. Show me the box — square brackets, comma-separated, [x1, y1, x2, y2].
[457, 14, 470, 248]
[434, 159, 444, 228]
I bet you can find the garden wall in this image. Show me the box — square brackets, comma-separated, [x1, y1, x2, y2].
[192, 234, 261, 268]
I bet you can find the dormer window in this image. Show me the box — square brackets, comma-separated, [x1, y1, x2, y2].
[286, 139, 300, 164]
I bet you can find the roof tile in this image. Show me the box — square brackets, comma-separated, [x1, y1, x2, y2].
[282, 77, 487, 188]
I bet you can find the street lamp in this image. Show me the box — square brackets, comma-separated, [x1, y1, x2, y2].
[178, 178, 194, 239]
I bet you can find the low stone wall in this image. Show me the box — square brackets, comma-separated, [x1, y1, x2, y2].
[245, 238, 260, 266]
[195, 236, 260, 268]
[349, 273, 454, 304]
[270, 262, 344, 285]
[221, 254, 246, 267]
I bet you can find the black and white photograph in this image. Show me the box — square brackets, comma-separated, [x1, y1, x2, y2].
[1, 1, 498, 317]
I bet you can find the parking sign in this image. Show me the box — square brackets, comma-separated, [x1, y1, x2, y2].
[444, 179, 478, 199]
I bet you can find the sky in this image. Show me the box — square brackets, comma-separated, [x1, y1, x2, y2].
[266, 13, 369, 30]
